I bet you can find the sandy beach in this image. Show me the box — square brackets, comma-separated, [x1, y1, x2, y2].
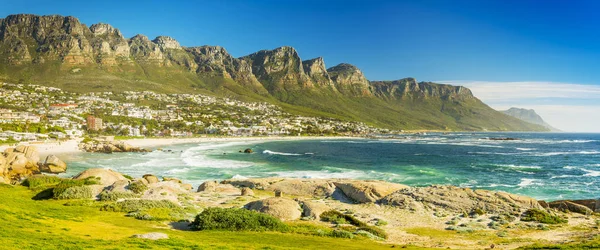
[1, 136, 357, 155]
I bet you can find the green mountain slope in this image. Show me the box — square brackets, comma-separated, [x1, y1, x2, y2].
[0, 14, 547, 131]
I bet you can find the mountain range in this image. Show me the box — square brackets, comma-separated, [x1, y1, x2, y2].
[0, 14, 547, 131]
[501, 108, 560, 132]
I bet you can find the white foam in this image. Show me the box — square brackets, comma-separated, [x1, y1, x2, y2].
[495, 164, 542, 170]
[262, 150, 302, 156]
[516, 147, 536, 151]
[582, 168, 600, 177]
[517, 178, 536, 187]
[163, 168, 190, 174]
[272, 170, 366, 179]
[231, 174, 249, 180]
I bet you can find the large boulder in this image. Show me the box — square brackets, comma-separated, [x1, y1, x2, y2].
[300, 200, 330, 219]
[14, 145, 40, 164]
[245, 197, 302, 221]
[143, 174, 159, 184]
[380, 185, 544, 214]
[333, 180, 409, 203]
[223, 177, 336, 197]
[142, 181, 189, 202]
[39, 155, 67, 173]
[73, 168, 127, 186]
[549, 200, 593, 215]
[197, 180, 218, 192]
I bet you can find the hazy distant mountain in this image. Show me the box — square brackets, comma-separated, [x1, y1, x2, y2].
[501, 108, 560, 131]
[0, 14, 548, 131]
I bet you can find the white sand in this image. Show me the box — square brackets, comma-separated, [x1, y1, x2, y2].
[0, 139, 82, 157]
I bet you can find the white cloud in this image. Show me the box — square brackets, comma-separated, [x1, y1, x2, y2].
[438, 81, 600, 132]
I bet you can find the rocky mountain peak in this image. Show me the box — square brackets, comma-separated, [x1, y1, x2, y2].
[327, 63, 371, 96]
[241, 46, 313, 93]
[370, 78, 474, 100]
[90, 23, 123, 38]
[130, 34, 150, 42]
[302, 57, 333, 87]
[152, 36, 182, 50]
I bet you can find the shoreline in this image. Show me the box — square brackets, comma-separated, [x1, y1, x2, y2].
[0, 135, 359, 156]
[122, 135, 357, 148]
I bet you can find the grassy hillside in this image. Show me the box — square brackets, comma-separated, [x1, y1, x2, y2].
[0, 60, 547, 132]
[0, 184, 423, 250]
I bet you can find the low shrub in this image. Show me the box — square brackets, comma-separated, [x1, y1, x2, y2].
[55, 186, 93, 200]
[329, 230, 355, 239]
[22, 175, 63, 189]
[127, 207, 186, 221]
[320, 210, 367, 227]
[100, 199, 180, 212]
[98, 191, 140, 201]
[122, 174, 134, 180]
[191, 207, 287, 231]
[375, 219, 388, 226]
[128, 181, 148, 194]
[52, 177, 100, 198]
[521, 209, 567, 224]
[358, 226, 388, 239]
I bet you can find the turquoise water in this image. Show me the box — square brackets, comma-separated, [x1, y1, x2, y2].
[61, 133, 600, 201]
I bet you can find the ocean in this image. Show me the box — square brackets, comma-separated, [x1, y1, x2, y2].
[60, 133, 600, 201]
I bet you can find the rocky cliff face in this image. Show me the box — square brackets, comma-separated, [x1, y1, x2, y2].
[302, 57, 334, 87]
[89, 23, 130, 66]
[370, 78, 474, 100]
[0, 14, 95, 65]
[241, 46, 313, 93]
[327, 63, 371, 96]
[186, 46, 264, 90]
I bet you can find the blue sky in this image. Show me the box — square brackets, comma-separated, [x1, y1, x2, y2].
[2, 0, 600, 131]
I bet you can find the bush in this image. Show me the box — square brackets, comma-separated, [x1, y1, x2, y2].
[128, 181, 148, 194]
[122, 174, 134, 180]
[329, 230, 355, 239]
[521, 209, 567, 224]
[357, 226, 388, 239]
[100, 199, 180, 212]
[375, 219, 388, 226]
[52, 177, 100, 198]
[98, 191, 140, 201]
[55, 186, 93, 200]
[127, 208, 185, 221]
[191, 207, 287, 231]
[22, 175, 63, 189]
[320, 210, 367, 227]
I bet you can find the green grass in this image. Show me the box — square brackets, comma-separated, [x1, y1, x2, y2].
[0, 184, 411, 249]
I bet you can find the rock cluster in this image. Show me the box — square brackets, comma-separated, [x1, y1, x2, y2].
[79, 141, 149, 153]
[0, 145, 67, 184]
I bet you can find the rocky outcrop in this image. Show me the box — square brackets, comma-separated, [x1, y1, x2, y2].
[222, 177, 336, 197]
[333, 180, 409, 203]
[143, 174, 160, 184]
[39, 155, 67, 173]
[327, 63, 371, 96]
[73, 168, 127, 186]
[128, 34, 165, 63]
[380, 185, 543, 214]
[370, 78, 474, 101]
[300, 200, 330, 219]
[302, 57, 334, 87]
[245, 197, 302, 221]
[0, 145, 41, 183]
[241, 46, 313, 93]
[548, 200, 594, 215]
[79, 141, 149, 153]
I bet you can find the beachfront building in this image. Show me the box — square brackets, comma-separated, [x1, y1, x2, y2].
[86, 115, 103, 131]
